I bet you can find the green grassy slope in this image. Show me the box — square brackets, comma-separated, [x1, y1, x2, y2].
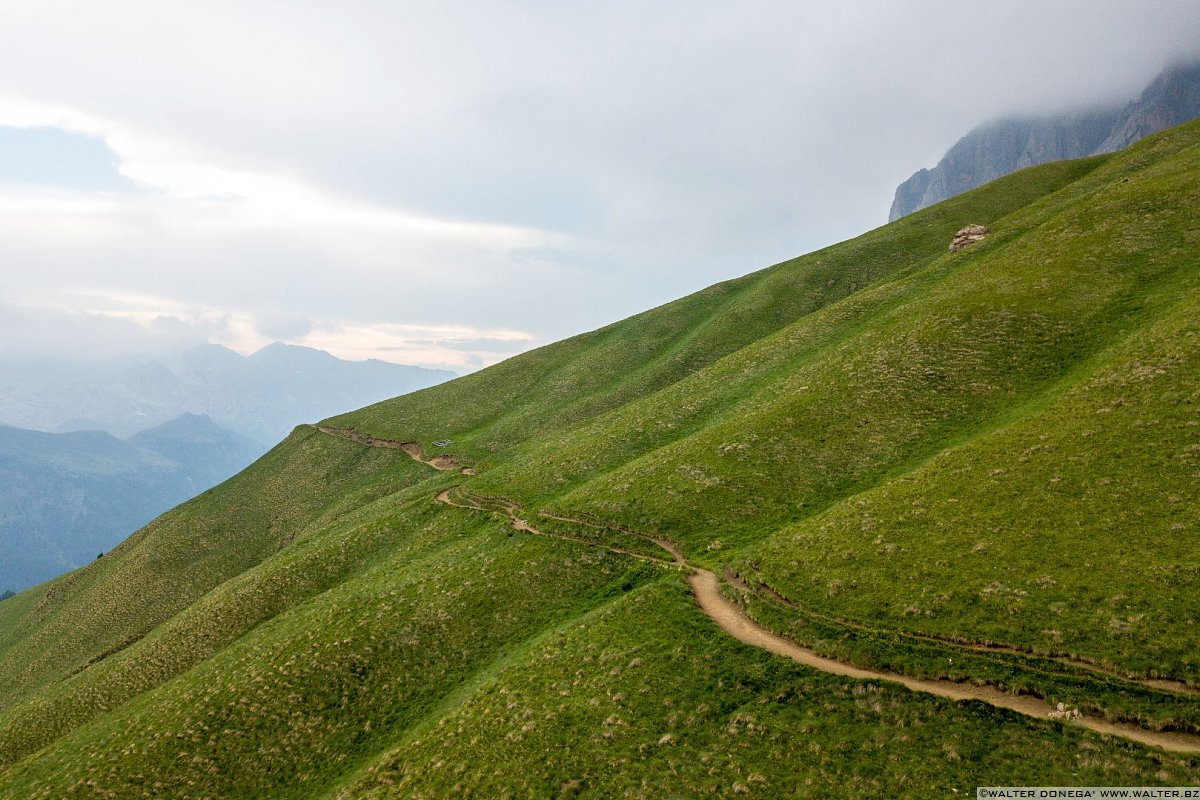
[339, 120, 1200, 682]
[334, 155, 1108, 459]
[0, 428, 419, 710]
[741, 282, 1200, 678]
[335, 581, 1193, 799]
[0, 122, 1197, 797]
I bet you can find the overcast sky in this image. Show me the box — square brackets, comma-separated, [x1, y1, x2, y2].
[0, 0, 1196, 371]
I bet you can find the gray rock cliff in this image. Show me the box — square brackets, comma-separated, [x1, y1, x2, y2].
[889, 60, 1200, 221]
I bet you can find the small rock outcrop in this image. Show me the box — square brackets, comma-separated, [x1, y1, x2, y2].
[950, 224, 988, 252]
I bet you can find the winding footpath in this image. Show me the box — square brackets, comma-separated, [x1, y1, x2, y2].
[314, 425, 475, 473]
[435, 489, 676, 566]
[311, 424, 1200, 754]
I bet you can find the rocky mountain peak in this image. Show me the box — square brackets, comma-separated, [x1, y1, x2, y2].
[889, 60, 1200, 221]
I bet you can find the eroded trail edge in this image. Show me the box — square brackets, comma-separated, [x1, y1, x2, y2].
[315, 425, 1200, 754]
[688, 571, 1200, 754]
[312, 425, 472, 473]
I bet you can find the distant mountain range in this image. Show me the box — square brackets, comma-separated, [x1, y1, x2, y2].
[0, 342, 455, 445]
[889, 60, 1200, 220]
[0, 413, 262, 593]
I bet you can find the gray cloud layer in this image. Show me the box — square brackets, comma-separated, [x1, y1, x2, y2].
[0, 1, 1196, 368]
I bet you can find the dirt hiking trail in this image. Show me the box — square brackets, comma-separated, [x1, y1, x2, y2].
[435, 490, 676, 566]
[725, 571, 1200, 699]
[313, 425, 467, 472]
[315, 425, 1200, 754]
[689, 570, 1200, 753]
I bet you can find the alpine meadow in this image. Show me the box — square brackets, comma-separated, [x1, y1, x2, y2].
[1, 117, 1199, 798]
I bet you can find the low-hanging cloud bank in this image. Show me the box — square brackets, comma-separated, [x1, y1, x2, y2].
[0, 1, 1197, 369]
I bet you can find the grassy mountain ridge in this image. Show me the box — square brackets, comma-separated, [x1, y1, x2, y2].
[0, 122, 1197, 796]
[0, 428, 419, 712]
[333, 155, 1109, 455]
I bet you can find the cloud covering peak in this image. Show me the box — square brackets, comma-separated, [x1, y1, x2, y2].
[0, 0, 1197, 369]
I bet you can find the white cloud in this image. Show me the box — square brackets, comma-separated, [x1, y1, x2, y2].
[0, 1, 1196, 369]
[0, 101, 562, 367]
[2, 288, 534, 371]
[0, 94, 559, 240]
[299, 321, 535, 372]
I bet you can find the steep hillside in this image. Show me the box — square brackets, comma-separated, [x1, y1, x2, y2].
[889, 59, 1200, 220]
[0, 121, 1198, 797]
